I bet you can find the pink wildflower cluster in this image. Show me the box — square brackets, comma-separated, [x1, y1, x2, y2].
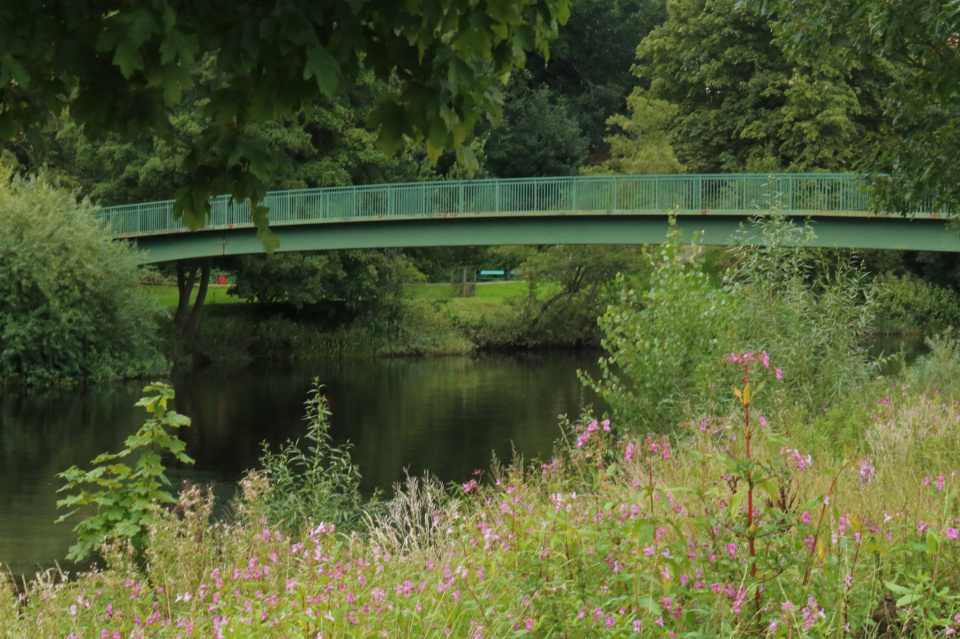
[858, 458, 875, 489]
[575, 419, 611, 449]
[724, 349, 783, 379]
[781, 447, 812, 472]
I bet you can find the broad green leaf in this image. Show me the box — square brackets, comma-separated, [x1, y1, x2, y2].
[728, 488, 745, 517]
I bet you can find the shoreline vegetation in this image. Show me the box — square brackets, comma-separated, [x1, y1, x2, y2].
[156, 254, 960, 372]
[2, 221, 960, 636]
[7, 338, 960, 636]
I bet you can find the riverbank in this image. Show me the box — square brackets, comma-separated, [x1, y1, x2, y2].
[156, 268, 960, 370]
[6, 353, 959, 637]
[159, 279, 611, 367]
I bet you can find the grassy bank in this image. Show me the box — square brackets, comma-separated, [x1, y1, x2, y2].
[6, 353, 959, 637]
[158, 280, 543, 365]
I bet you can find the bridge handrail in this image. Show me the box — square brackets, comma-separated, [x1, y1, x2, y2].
[94, 173, 943, 238]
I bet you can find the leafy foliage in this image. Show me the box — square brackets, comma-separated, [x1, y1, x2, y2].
[584, 214, 882, 430]
[0, 165, 166, 386]
[225, 249, 416, 322]
[253, 383, 367, 532]
[56, 383, 194, 562]
[523, 0, 668, 152]
[47, 60, 425, 207]
[635, 0, 885, 173]
[0, 0, 571, 243]
[873, 272, 960, 335]
[768, 0, 960, 215]
[482, 71, 589, 178]
[724, 217, 880, 409]
[584, 90, 684, 175]
[582, 221, 735, 428]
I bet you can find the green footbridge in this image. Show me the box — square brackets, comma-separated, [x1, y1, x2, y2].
[95, 173, 959, 264]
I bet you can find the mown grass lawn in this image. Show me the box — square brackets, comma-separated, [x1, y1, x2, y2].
[147, 284, 249, 310]
[150, 280, 527, 317]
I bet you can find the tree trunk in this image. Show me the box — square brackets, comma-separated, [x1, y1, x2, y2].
[173, 260, 199, 331]
[182, 258, 212, 342]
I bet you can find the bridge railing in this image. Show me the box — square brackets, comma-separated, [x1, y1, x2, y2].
[96, 173, 912, 238]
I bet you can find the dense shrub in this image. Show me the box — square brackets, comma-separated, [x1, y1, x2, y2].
[583, 216, 880, 430]
[724, 217, 879, 410]
[582, 221, 736, 429]
[872, 272, 960, 334]
[0, 167, 166, 386]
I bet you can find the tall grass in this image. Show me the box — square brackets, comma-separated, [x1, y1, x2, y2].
[6, 367, 959, 637]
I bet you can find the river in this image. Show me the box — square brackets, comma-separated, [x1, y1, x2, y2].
[0, 334, 930, 579]
[0, 351, 605, 578]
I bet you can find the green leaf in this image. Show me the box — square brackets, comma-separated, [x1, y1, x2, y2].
[304, 47, 340, 98]
[925, 530, 940, 556]
[369, 98, 412, 156]
[728, 488, 745, 517]
[884, 581, 913, 595]
[113, 39, 146, 78]
[896, 593, 923, 607]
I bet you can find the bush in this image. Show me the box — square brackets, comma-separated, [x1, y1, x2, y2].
[583, 216, 881, 430]
[249, 383, 370, 533]
[0, 166, 166, 386]
[723, 217, 879, 412]
[873, 272, 960, 334]
[581, 220, 736, 429]
[904, 332, 960, 398]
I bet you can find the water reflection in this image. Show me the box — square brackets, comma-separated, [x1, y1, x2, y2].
[0, 352, 605, 577]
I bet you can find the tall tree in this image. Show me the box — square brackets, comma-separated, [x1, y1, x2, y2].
[767, 0, 960, 215]
[483, 71, 589, 178]
[583, 90, 684, 174]
[0, 0, 570, 247]
[635, 0, 885, 173]
[526, 0, 668, 153]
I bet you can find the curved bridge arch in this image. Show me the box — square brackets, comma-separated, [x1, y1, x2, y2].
[96, 174, 959, 264]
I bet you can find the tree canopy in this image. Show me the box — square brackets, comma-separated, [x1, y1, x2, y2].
[0, 165, 167, 386]
[628, 0, 891, 174]
[0, 0, 570, 247]
[767, 0, 960, 215]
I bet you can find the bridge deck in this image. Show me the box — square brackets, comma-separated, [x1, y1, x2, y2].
[94, 174, 956, 263]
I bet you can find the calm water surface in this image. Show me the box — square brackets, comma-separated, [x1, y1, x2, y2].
[0, 352, 605, 577]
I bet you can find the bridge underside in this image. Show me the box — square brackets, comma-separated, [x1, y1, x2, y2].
[131, 212, 960, 264]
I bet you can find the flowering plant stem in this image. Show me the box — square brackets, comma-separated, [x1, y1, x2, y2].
[801, 462, 846, 587]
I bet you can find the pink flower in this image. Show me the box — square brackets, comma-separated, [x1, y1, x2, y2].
[859, 458, 875, 488]
[802, 511, 811, 525]
[624, 443, 635, 462]
[775, 368, 783, 380]
[947, 528, 959, 540]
